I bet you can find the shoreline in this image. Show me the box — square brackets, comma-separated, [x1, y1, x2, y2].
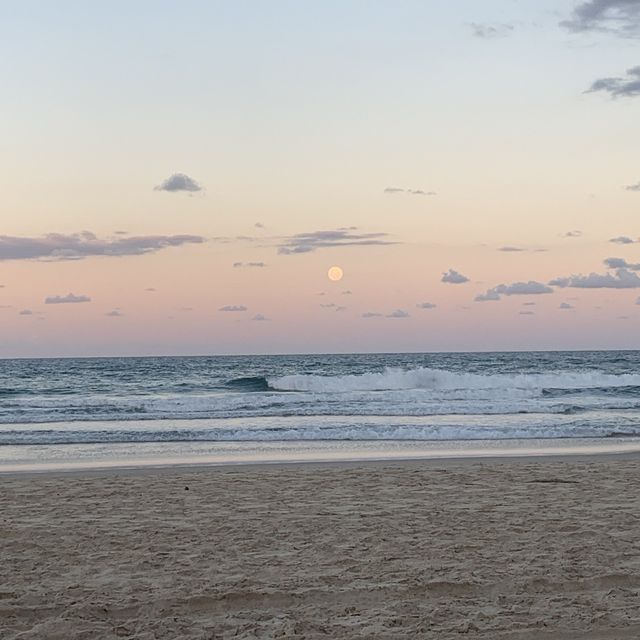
[3, 444, 640, 479]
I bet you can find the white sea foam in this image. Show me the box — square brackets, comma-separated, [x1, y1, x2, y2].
[267, 367, 640, 393]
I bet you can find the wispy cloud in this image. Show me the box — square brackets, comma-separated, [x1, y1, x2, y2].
[498, 246, 525, 252]
[19, 309, 33, 316]
[560, 302, 575, 309]
[441, 269, 470, 284]
[610, 236, 638, 244]
[626, 181, 640, 191]
[469, 22, 514, 38]
[563, 230, 583, 238]
[416, 302, 437, 309]
[233, 261, 267, 268]
[252, 314, 270, 321]
[154, 173, 203, 193]
[0, 232, 205, 261]
[586, 66, 640, 98]
[561, 0, 640, 36]
[45, 293, 91, 304]
[384, 187, 436, 196]
[362, 311, 383, 318]
[219, 305, 248, 312]
[386, 309, 409, 318]
[550, 268, 640, 288]
[106, 309, 123, 317]
[278, 229, 396, 255]
[475, 281, 554, 302]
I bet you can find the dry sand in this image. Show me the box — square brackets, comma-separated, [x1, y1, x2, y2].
[2, 457, 640, 639]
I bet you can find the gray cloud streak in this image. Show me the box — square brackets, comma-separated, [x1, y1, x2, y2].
[587, 66, 640, 98]
[45, 293, 91, 304]
[278, 229, 396, 255]
[0, 232, 205, 261]
[561, 0, 640, 36]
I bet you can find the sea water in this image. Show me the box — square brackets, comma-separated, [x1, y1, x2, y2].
[1, 351, 640, 470]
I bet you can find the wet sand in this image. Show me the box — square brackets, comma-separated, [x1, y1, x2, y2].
[2, 456, 640, 638]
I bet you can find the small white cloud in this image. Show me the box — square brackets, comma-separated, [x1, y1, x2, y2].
[550, 268, 640, 289]
[362, 311, 383, 318]
[559, 302, 574, 309]
[45, 293, 91, 304]
[563, 230, 582, 238]
[154, 173, 202, 193]
[476, 281, 553, 302]
[441, 269, 469, 284]
[219, 305, 248, 312]
[252, 314, 270, 321]
[416, 302, 437, 309]
[387, 309, 409, 318]
[106, 309, 123, 317]
[610, 236, 637, 244]
[626, 182, 640, 192]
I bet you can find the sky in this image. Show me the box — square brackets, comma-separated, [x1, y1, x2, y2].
[1, 0, 639, 357]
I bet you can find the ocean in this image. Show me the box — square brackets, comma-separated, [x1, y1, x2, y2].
[2, 351, 640, 471]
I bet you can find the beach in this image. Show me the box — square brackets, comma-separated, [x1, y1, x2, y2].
[3, 456, 640, 639]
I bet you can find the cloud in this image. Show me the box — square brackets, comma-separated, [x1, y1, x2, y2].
[441, 269, 469, 284]
[255, 222, 265, 228]
[154, 173, 202, 193]
[498, 246, 525, 252]
[519, 311, 535, 315]
[563, 230, 583, 238]
[219, 305, 248, 312]
[550, 268, 640, 288]
[106, 309, 123, 317]
[523, 302, 536, 306]
[561, 0, 640, 36]
[475, 281, 554, 302]
[610, 236, 638, 244]
[416, 302, 437, 309]
[636, 296, 640, 305]
[626, 181, 640, 191]
[335, 306, 347, 312]
[233, 261, 267, 268]
[320, 303, 336, 308]
[384, 187, 436, 196]
[45, 293, 91, 304]
[19, 309, 33, 315]
[342, 290, 352, 295]
[604, 257, 640, 270]
[559, 302, 575, 309]
[278, 229, 396, 255]
[362, 312, 383, 318]
[386, 309, 409, 318]
[469, 22, 515, 38]
[252, 314, 270, 321]
[145, 287, 157, 292]
[586, 66, 640, 98]
[0, 231, 205, 261]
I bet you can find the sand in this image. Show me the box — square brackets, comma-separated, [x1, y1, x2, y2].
[2, 457, 640, 639]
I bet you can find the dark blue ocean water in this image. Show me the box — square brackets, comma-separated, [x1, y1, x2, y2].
[0, 351, 640, 446]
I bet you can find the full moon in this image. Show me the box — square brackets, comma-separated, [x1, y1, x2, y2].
[327, 266, 343, 282]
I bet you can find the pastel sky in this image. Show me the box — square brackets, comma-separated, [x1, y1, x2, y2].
[1, 0, 639, 357]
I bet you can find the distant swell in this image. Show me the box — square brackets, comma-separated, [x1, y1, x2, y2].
[225, 376, 271, 392]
